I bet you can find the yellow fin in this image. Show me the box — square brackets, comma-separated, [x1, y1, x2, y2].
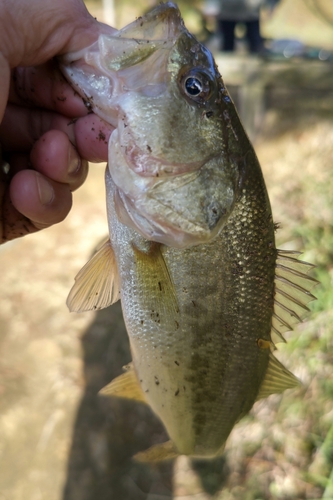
[99, 363, 147, 404]
[67, 239, 120, 312]
[132, 242, 179, 329]
[133, 441, 179, 463]
[271, 249, 318, 343]
[256, 352, 301, 401]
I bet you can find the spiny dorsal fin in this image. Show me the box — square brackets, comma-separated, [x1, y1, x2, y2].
[99, 363, 147, 404]
[133, 440, 179, 463]
[256, 352, 301, 401]
[67, 239, 120, 312]
[271, 249, 318, 344]
[132, 242, 179, 330]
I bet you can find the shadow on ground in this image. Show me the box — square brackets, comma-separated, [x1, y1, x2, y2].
[63, 302, 173, 500]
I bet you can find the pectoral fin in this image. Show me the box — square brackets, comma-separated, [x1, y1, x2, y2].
[134, 440, 179, 463]
[256, 352, 301, 401]
[99, 363, 147, 404]
[132, 242, 179, 329]
[67, 239, 120, 312]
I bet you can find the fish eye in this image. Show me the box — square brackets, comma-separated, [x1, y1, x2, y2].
[181, 69, 211, 103]
[184, 77, 203, 96]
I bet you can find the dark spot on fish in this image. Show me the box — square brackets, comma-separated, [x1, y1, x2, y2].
[145, 389, 149, 393]
[175, 321, 179, 330]
[147, 145, 152, 153]
[205, 110, 213, 118]
[140, 320, 144, 325]
[192, 300, 196, 307]
[175, 361, 180, 366]
[183, 386, 186, 391]
[183, 287, 187, 293]
[98, 131, 106, 141]
[95, 292, 98, 296]
[175, 389, 179, 396]
[158, 281, 162, 291]
[154, 376, 160, 386]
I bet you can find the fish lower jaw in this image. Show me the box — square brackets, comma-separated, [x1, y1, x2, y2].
[114, 187, 215, 249]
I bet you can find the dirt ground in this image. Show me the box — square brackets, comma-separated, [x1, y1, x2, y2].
[1, 16, 333, 500]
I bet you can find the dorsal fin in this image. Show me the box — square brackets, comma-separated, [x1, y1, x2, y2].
[271, 249, 318, 344]
[256, 352, 301, 401]
[67, 239, 120, 312]
[99, 363, 147, 404]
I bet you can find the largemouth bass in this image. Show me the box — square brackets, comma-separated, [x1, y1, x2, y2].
[60, 2, 316, 461]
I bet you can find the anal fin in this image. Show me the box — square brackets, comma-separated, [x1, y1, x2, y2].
[256, 352, 301, 401]
[134, 440, 179, 463]
[67, 239, 120, 312]
[99, 363, 147, 404]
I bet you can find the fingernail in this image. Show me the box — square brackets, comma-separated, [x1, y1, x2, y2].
[68, 146, 81, 175]
[36, 173, 54, 205]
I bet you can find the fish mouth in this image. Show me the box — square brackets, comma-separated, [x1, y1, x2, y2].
[59, 3, 186, 126]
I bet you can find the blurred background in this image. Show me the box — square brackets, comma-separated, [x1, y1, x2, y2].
[1, 0, 333, 499]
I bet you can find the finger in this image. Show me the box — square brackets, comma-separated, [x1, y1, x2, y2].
[30, 130, 88, 192]
[0, 103, 112, 161]
[10, 62, 90, 117]
[73, 113, 111, 162]
[9, 170, 72, 232]
[0, 103, 75, 152]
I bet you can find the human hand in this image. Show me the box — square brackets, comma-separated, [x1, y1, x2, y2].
[0, 0, 114, 243]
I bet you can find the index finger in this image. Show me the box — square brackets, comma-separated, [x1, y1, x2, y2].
[9, 61, 90, 117]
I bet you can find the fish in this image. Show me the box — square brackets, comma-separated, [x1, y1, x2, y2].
[59, 2, 317, 461]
